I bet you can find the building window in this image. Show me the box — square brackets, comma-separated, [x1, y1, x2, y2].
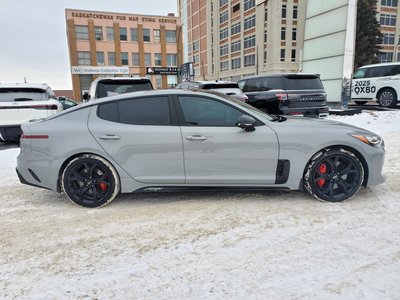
[154, 53, 162, 66]
[77, 51, 91, 65]
[167, 75, 177, 88]
[280, 49, 285, 62]
[378, 52, 393, 63]
[144, 53, 151, 66]
[106, 27, 114, 41]
[220, 11, 228, 23]
[132, 53, 140, 66]
[264, 50, 268, 63]
[75, 25, 89, 40]
[264, 30, 268, 43]
[244, 15, 256, 30]
[108, 52, 116, 65]
[193, 54, 199, 64]
[380, 14, 396, 26]
[231, 40, 241, 53]
[231, 57, 241, 69]
[220, 0, 228, 6]
[265, 7, 268, 22]
[119, 27, 127, 41]
[220, 61, 229, 71]
[293, 6, 298, 19]
[291, 50, 296, 62]
[282, 5, 287, 18]
[94, 26, 103, 41]
[220, 44, 229, 56]
[143, 29, 150, 42]
[96, 52, 105, 65]
[193, 41, 200, 51]
[244, 0, 255, 11]
[121, 52, 129, 65]
[156, 75, 162, 88]
[232, 3, 240, 13]
[166, 30, 177, 43]
[281, 27, 286, 40]
[231, 22, 241, 35]
[153, 29, 161, 43]
[167, 54, 177, 66]
[220, 28, 229, 40]
[383, 33, 395, 44]
[292, 28, 297, 41]
[381, 0, 398, 7]
[244, 35, 256, 49]
[130, 28, 138, 42]
[244, 54, 256, 67]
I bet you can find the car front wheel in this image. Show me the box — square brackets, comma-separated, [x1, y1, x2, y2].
[303, 148, 364, 202]
[61, 154, 120, 208]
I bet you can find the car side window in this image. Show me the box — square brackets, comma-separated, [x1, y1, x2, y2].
[178, 96, 243, 126]
[365, 67, 385, 78]
[97, 96, 171, 125]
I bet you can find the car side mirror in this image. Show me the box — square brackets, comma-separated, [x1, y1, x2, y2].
[82, 92, 90, 101]
[236, 115, 256, 132]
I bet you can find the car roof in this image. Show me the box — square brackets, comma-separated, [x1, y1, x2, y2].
[357, 62, 400, 69]
[238, 73, 320, 80]
[91, 77, 151, 83]
[0, 83, 51, 90]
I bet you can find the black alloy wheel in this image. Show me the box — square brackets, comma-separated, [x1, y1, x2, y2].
[304, 148, 364, 202]
[377, 88, 397, 108]
[62, 154, 120, 208]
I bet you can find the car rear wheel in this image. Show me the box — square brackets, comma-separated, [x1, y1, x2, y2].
[303, 148, 364, 202]
[377, 88, 397, 108]
[61, 154, 120, 208]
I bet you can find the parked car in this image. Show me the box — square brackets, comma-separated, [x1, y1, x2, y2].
[176, 80, 248, 101]
[17, 90, 385, 208]
[0, 83, 63, 142]
[237, 73, 329, 117]
[83, 77, 154, 101]
[351, 62, 400, 107]
[58, 97, 79, 110]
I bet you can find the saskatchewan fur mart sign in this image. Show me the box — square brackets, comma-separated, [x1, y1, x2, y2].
[71, 66, 129, 75]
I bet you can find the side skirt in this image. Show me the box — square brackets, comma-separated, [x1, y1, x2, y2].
[134, 186, 291, 193]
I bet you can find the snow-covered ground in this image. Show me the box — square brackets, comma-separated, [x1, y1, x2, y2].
[0, 110, 399, 299]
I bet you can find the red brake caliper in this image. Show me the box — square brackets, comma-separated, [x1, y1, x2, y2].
[99, 182, 108, 192]
[317, 163, 327, 188]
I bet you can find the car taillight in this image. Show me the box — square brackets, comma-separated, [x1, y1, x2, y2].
[276, 93, 288, 101]
[28, 105, 59, 110]
[21, 135, 49, 139]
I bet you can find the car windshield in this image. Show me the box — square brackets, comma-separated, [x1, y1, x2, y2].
[0, 88, 47, 102]
[97, 81, 153, 98]
[285, 76, 324, 90]
[203, 91, 275, 121]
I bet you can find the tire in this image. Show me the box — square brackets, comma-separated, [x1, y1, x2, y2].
[61, 154, 120, 208]
[303, 148, 364, 202]
[377, 88, 397, 108]
[355, 101, 367, 105]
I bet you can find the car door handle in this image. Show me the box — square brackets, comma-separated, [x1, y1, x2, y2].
[99, 134, 120, 140]
[186, 135, 207, 141]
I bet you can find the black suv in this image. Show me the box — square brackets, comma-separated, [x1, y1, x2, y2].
[237, 74, 328, 117]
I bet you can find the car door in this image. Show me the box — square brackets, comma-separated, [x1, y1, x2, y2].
[175, 95, 279, 184]
[88, 95, 185, 184]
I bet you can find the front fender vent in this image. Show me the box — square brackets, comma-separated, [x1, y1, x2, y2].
[275, 160, 290, 184]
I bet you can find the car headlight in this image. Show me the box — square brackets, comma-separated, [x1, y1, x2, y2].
[351, 134, 384, 148]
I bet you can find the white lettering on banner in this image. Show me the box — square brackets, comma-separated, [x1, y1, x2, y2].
[71, 66, 130, 75]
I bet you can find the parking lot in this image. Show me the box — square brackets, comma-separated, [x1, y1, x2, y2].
[1, 109, 399, 299]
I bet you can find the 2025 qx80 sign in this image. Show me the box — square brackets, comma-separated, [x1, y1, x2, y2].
[146, 67, 179, 75]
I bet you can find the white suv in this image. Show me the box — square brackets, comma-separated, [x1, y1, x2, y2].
[0, 83, 63, 142]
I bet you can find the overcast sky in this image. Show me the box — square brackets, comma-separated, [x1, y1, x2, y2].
[0, 0, 177, 90]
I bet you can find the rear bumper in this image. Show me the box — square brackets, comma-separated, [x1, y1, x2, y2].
[0, 126, 22, 142]
[280, 106, 329, 118]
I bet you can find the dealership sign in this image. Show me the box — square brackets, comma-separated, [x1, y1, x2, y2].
[71, 66, 130, 75]
[146, 67, 179, 75]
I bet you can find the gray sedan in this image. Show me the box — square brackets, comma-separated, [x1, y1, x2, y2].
[16, 90, 385, 207]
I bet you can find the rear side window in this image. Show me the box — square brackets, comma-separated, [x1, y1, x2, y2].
[362, 65, 400, 78]
[98, 96, 170, 126]
[285, 77, 323, 90]
[96, 80, 153, 98]
[241, 77, 283, 92]
[0, 88, 47, 102]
